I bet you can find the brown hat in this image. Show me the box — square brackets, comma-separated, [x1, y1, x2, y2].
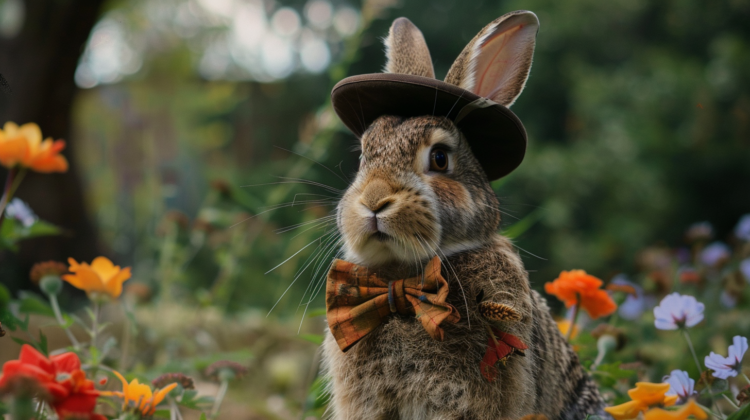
[331, 11, 539, 181]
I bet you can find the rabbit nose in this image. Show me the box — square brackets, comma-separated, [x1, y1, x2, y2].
[360, 179, 395, 214]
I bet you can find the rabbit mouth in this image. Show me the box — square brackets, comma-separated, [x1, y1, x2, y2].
[372, 231, 391, 242]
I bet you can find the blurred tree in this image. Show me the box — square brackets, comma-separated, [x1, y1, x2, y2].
[0, 0, 105, 286]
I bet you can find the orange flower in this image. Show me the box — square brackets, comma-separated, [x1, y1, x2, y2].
[62, 257, 131, 299]
[643, 399, 707, 420]
[605, 382, 679, 420]
[105, 371, 177, 416]
[544, 270, 617, 319]
[0, 122, 68, 173]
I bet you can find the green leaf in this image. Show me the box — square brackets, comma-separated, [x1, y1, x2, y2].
[11, 337, 34, 347]
[0, 307, 20, 331]
[24, 220, 62, 238]
[0, 283, 10, 307]
[18, 294, 55, 318]
[38, 330, 48, 355]
[591, 361, 635, 388]
[199, 413, 208, 420]
[153, 409, 171, 419]
[501, 209, 542, 239]
[726, 401, 750, 420]
[300, 334, 324, 345]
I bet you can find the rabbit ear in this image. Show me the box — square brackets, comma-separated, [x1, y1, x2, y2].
[383, 17, 435, 78]
[444, 11, 539, 107]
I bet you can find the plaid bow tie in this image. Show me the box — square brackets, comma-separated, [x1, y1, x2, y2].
[326, 256, 460, 352]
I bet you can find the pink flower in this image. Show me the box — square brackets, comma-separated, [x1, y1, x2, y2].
[705, 336, 748, 379]
[653, 293, 704, 330]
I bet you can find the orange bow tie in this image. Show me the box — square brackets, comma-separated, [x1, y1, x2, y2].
[326, 256, 460, 352]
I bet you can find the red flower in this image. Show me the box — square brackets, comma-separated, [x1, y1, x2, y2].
[0, 345, 104, 420]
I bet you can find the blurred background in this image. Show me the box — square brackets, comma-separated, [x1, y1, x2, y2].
[1, 0, 749, 418]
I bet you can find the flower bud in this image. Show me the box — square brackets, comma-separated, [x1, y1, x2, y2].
[39, 275, 62, 296]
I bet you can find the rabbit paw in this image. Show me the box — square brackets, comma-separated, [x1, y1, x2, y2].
[478, 301, 522, 322]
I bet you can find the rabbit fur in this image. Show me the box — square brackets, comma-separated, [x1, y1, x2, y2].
[321, 11, 607, 420]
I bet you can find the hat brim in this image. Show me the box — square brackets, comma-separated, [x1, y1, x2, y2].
[331, 73, 527, 181]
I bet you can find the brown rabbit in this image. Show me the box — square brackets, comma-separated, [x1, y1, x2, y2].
[321, 11, 607, 420]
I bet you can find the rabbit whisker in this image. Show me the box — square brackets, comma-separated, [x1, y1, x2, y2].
[267, 228, 339, 316]
[273, 145, 350, 186]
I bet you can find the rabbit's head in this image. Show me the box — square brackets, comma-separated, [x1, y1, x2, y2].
[337, 12, 538, 266]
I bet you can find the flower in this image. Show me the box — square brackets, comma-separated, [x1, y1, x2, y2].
[704, 335, 748, 379]
[62, 257, 132, 299]
[4, 198, 37, 227]
[30, 260, 68, 285]
[735, 214, 750, 242]
[699, 242, 730, 267]
[205, 360, 248, 381]
[0, 122, 68, 173]
[108, 370, 177, 416]
[555, 319, 579, 340]
[740, 258, 750, 283]
[653, 293, 704, 330]
[642, 399, 707, 420]
[152, 373, 194, 390]
[544, 270, 617, 319]
[663, 370, 695, 404]
[609, 275, 646, 320]
[604, 382, 678, 420]
[0, 345, 104, 420]
[685, 221, 713, 243]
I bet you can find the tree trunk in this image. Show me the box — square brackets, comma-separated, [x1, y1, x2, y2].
[0, 0, 105, 289]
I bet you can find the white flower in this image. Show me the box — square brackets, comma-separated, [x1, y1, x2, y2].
[4, 198, 37, 228]
[735, 214, 750, 241]
[705, 336, 748, 379]
[700, 242, 730, 267]
[653, 293, 704, 330]
[663, 369, 696, 404]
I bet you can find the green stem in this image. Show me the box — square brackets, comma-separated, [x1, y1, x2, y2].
[743, 373, 750, 385]
[49, 294, 81, 350]
[0, 167, 18, 226]
[91, 301, 100, 348]
[210, 380, 229, 419]
[565, 294, 581, 342]
[721, 394, 739, 409]
[683, 329, 723, 419]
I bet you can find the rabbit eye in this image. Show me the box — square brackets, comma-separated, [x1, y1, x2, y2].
[429, 148, 449, 172]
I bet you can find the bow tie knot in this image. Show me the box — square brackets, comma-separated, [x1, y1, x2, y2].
[326, 256, 460, 352]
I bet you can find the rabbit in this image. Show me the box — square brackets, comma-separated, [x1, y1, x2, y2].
[320, 11, 608, 420]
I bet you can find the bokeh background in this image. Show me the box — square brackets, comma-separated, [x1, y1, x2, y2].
[1, 0, 750, 418]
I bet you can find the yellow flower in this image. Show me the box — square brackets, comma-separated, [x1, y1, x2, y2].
[62, 257, 132, 299]
[643, 400, 707, 420]
[0, 122, 68, 173]
[107, 371, 177, 416]
[555, 319, 579, 339]
[605, 382, 678, 420]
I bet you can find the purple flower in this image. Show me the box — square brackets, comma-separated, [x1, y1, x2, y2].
[720, 290, 738, 308]
[705, 336, 748, 379]
[611, 275, 645, 320]
[653, 293, 704, 330]
[663, 369, 696, 404]
[700, 242, 730, 267]
[740, 258, 750, 283]
[4, 198, 37, 228]
[735, 214, 750, 241]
